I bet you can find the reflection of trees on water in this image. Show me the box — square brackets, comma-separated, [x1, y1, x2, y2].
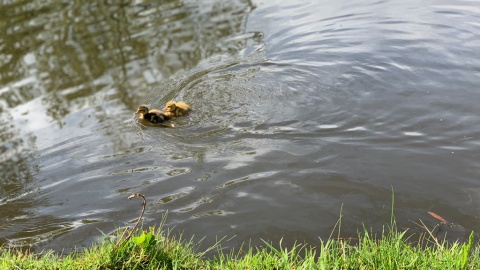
[0, 116, 40, 248]
[0, 0, 255, 249]
[0, 0, 255, 161]
[0, 0, 255, 179]
[0, 116, 36, 195]
[0, 0, 255, 112]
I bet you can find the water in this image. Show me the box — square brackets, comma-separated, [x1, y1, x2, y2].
[1, 0, 480, 252]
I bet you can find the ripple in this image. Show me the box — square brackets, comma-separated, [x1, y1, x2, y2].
[175, 196, 214, 213]
[2, 217, 75, 248]
[217, 171, 278, 189]
[153, 186, 196, 205]
[318, 124, 339, 129]
[192, 210, 232, 218]
[403, 131, 423, 136]
[111, 166, 160, 175]
[166, 168, 191, 176]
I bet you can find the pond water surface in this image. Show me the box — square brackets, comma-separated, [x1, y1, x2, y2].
[1, 0, 480, 252]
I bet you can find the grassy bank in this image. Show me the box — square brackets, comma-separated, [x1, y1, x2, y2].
[1, 220, 479, 269]
[2, 194, 479, 269]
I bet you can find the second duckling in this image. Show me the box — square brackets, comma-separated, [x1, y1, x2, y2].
[135, 105, 171, 124]
[162, 101, 191, 118]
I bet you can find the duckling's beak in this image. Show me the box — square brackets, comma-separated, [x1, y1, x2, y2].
[134, 110, 141, 114]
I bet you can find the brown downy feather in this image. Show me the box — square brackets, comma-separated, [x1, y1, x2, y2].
[163, 101, 191, 118]
[135, 105, 171, 124]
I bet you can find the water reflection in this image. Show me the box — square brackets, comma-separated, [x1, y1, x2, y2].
[0, 0, 256, 250]
[1, 0, 480, 254]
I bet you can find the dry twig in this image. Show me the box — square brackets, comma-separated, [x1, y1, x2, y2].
[116, 193, 147, 247]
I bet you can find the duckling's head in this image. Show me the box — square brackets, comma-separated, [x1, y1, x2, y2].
[163, 101, 176, 112]
[135, 105, 149, 115]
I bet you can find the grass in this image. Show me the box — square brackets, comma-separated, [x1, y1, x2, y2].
[2, 193, 479, 269]
[1, 217, 479, 269]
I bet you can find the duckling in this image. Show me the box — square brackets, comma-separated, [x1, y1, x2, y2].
[135, 105, 171, 124]
[162, 101, 191, 118]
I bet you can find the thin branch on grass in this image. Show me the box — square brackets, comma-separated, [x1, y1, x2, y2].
[116, 193, 147, 248]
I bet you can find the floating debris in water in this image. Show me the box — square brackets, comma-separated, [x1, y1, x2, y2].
[427, 211, 466, 244]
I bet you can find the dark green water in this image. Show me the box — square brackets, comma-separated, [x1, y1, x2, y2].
[1, 0, 480, 252]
